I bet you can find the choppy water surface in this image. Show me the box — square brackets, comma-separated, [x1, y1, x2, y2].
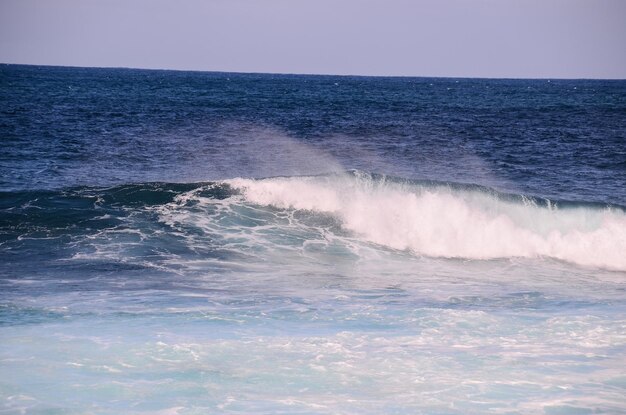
[1, 64, 625, 414]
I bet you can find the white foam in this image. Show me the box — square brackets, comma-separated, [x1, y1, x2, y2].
[227, 174, 626, 271]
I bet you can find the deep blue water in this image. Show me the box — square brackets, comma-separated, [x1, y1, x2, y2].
[2, 64, 625, 202]
[1, 64, 625, 414]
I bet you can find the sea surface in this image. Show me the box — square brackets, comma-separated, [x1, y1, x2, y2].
[1, 64, 625, 414]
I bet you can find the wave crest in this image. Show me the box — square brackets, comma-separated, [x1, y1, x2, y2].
[227, 172, 626, 270]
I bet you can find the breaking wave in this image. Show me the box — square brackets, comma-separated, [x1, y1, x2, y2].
[227, 171, 626, 270]
[2, 171, 625, 271]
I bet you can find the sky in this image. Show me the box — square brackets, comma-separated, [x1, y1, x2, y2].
[1, 0, 625, 79]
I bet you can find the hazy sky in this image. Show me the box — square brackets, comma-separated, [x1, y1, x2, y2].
[1, 0, 625, 79]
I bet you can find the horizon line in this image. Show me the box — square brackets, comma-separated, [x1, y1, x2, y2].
[2, 61, 626, 82]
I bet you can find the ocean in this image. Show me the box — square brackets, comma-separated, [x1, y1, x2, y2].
[1, 64, 625, 414]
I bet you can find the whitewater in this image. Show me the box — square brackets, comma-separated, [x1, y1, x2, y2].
[227, 172, 626, 270]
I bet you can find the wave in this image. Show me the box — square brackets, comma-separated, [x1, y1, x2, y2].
[226, 171, 626, 271]
[2, 172, 625, 271]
